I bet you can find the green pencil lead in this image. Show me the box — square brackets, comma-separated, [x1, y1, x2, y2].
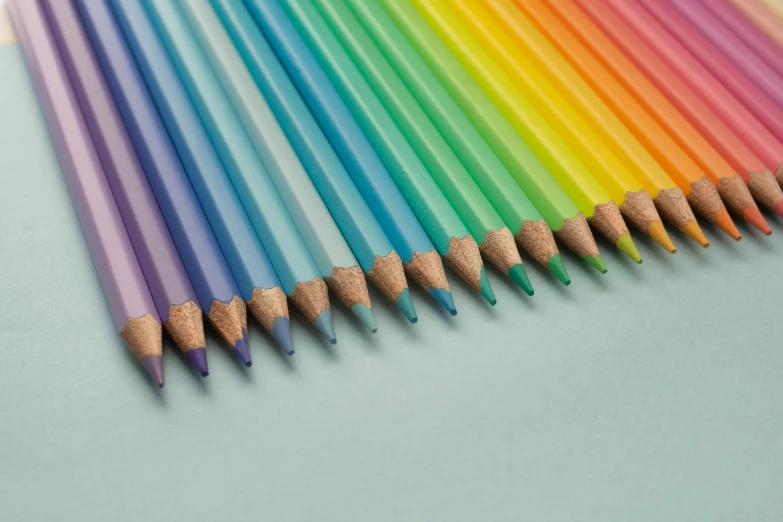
[479, 267, 497, 305]
[396, 288, 418, 323]
[508, 264, 534, 296]
[351, 303, 377, 333]
[547, 254, 571, 286]
[616, 233, 642, 264]
[582, 254, 608, 274]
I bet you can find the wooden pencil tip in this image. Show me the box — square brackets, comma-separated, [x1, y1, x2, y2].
[325, 265, 373, 321]
[207, 296, 249, 351]
[120, 313, 163, 367]
[743, 207, 772, 235]
[648, 221, 677, 253]
[163, 301, 206, 358]
[714, 208, 741, 241]
[367, 251, 410, 310]
[616, 233, 642, 263]
[679, 221, 711, 248]
[443, 235, 486, 295]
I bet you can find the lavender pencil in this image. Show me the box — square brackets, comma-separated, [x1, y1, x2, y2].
[43, 0, 209, 376]
[9, 0, 164, 387]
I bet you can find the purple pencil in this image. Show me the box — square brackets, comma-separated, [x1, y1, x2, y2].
[702, 0, 783, 81]
[9, 0, 164, 388]
[42, 0, 208, 377]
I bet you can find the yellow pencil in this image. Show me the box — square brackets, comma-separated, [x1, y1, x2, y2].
[466, 1, 709, 251]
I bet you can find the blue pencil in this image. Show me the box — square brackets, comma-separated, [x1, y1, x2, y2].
[180, 0, 377, 332]
[209, 0, 418, 323]
[76, 0, 255, 363]
[110, 0, 294, 359]
[243, 0, 456, 315]
[139, 0, 336, 344]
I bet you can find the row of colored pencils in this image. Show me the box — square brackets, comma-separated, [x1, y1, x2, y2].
[10, 0, 783, 387]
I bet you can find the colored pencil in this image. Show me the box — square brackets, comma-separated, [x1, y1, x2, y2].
[235, 0, 457, 313]
[206, 0, 416, 323]
[315, 0, 525, 298]
[526, 0, 769, 235]
[347, 0, 571, 286]
[473, 1, 709, 248]
[511, 0, 746, 239]
[112, 0, 295, 358]
[269, 0, 492, 305]
[640, 0, 783, 176]
[704, 0, 783, 81]
[76, 0, 255, 361]
[599, 0, 783, 201]
[44, 0, 209, 377]
[760, 0, 783, 18]
[569, 0, 783, 217]
[9, 0, 163, 387]
[404, 0, 605, 272]
[728, 0, 783, 49]
[178, 0, 377, 331]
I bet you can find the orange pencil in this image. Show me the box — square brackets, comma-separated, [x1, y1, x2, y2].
[518, 0, 768, 235]
[564, 0, 783, 218]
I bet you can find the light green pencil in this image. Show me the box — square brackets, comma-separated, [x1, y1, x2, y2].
[348, 0, 570, 285]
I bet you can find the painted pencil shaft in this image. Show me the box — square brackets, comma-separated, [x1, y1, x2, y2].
[239, 0, 455, 313]
[10, 0, 163, 387]
[557, 0, 783, 219]
[316, 0, 508, 301]
[45, 0, 208, 375]
[180, 0, 374, 331]
[525, 0, 767, 236]
[728, 0, 783, 53]
[76, 0, 252, 354]
[378, 0, 568, 283]
[269, 0, 484, 306]
[210, 0, 414, 322]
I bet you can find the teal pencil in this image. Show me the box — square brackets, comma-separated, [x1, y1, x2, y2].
[272, 0, 493, 304]
[201, 0, 417, 323]
[142, 0, 336, 343]
[180, 0, 377, 331]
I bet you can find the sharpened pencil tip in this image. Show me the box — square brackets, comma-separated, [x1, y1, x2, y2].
[714, 209, 741, 241]
[272, 317, 295, 356]
[582, 254, 608, 274]
[234, 329, 252, 367]
[649, 221, 677, 253]
[616, 233, 642, 263]
[396, 288, 418, 323]
[547, 254, 571, 286]
[351, 303, 377, 332]
[142, 355, 164, 388]
[314, 310, 337, 344]
[185, 348, 209, 377]
[428, 287, 457, 316]
[743, 206, 771, 235]
[479, 268, 496, 305]
[678, 221, 710, 247]
[508, 264, 534, 296]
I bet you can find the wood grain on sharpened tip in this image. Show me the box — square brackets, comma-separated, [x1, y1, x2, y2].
[348, 0, 554, 294]
[728, 0, 783, 51]
[406, 0, 604, 273]
[315, 0, 512, 302]
[110, 0, 287, 359]
[75, 0, 256, 358]
[207, 0, 415, 323]
[272, 0, 491, 304]
[596, 0, 783, 214]
[44, 0, 209, 377]
[240, 0, 455, 315]
[180, 0, 375, 332]
[472, 1, 702, 250]
[9, 0, 163, 387]
[552, 0, 780, 227]
[512, 0, 742, 242]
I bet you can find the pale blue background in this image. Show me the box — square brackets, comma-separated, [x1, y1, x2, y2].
[2, 33, 783, 521]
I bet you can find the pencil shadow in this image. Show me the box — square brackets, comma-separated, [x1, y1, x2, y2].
[737, 220, 775, 251]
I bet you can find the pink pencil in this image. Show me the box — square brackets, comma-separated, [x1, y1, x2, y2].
[607, 0, 783, 181]
[727, 0, 783, 50]
[9, 0, 164, 387]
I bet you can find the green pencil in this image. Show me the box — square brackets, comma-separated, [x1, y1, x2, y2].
[349, 0, 569, 285]
[278, 0, 495, 304]
[383, 0, 605, 273]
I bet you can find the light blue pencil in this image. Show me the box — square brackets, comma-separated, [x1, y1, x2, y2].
[180, 0, 378, 331]
[226, 0, 453, 314]
[195, 0, 417, 324]
[138, 0, 336, 343]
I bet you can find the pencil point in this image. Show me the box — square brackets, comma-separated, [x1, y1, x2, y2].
[351, 303, 377, 332]
[508, 263, 534, 296]
[648, 221, 677, 253]
[314, 310, 337, 344]
[185, 348, 209, 377]
[743, 207, 772, 235]
[272, 317, 295, 356]
[582, 254, 608, 274]
[547, 254, 571, 286]
[142, 355, 164, 389]
[616, 233, 643, 263]
[396, 288, 418, 323]
[443, 235, 485, 296]
[479, 267, 496, 305]
[234, 329, 252, 367]
[429, 287, 457, 316]
[678, 221, 711, 247]
[710, 208, 740, 241]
